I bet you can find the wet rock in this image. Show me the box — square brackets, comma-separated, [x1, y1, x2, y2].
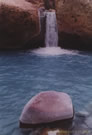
[44, 0, 56, 9]
[19, 91, 73, 128]
[0, 0, 39, 49]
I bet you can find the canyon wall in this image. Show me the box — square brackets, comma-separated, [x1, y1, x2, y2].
[0, 0, 92, 50]
[55, 0, 92, 50]
[0, 0, 40, 49]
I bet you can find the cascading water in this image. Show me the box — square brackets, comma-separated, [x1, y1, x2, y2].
[45, 11, 58, 47]
[32, 10, 78, 56]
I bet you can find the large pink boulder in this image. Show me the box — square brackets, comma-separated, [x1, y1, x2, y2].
[19, 91, 73, 126]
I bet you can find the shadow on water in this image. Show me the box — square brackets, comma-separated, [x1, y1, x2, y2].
[78, 51, 92, 56]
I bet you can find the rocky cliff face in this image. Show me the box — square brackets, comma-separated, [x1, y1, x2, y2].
[0, 0, 92, 50]
[55, 0, 92, 50]
[0, 0, 40, 49]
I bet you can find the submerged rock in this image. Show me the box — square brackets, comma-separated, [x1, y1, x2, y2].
[20, 102, 92, 135]
[0, 0, 39, 49]
[19, 91, 73, 128]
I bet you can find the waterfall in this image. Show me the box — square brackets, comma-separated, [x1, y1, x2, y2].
[45, 11, 58, 47]
[32, 10, 78, 56]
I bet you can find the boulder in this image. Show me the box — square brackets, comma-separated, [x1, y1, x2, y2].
[55, 0, 92, 50]
[19, 91, 73, 128]
[0, 0, 40, 49]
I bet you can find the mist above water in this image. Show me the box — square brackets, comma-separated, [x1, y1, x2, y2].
[32, 47, 79, 56]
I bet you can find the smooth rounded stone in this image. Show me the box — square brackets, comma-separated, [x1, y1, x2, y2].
[20, 91, 73, 127]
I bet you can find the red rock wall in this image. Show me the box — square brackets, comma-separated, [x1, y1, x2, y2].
[55, 0, 92, 37]
[0, 0, 40, 49]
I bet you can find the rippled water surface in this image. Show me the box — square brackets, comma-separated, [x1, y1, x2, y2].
[0, 49, 92, 135]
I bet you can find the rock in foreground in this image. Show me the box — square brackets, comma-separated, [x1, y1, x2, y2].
[19, 91, 73, 128]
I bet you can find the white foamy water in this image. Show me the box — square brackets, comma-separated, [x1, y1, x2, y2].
[32, 47, 79, 56]
[45, 11, 58, 47]
[33, 11, 78, 56]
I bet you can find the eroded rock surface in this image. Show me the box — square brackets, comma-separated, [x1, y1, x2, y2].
[0, 0, 39, 49]
[55, 0, 92, 50]
[56, 0, 92, 36]
[0, 0, 92, 50]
